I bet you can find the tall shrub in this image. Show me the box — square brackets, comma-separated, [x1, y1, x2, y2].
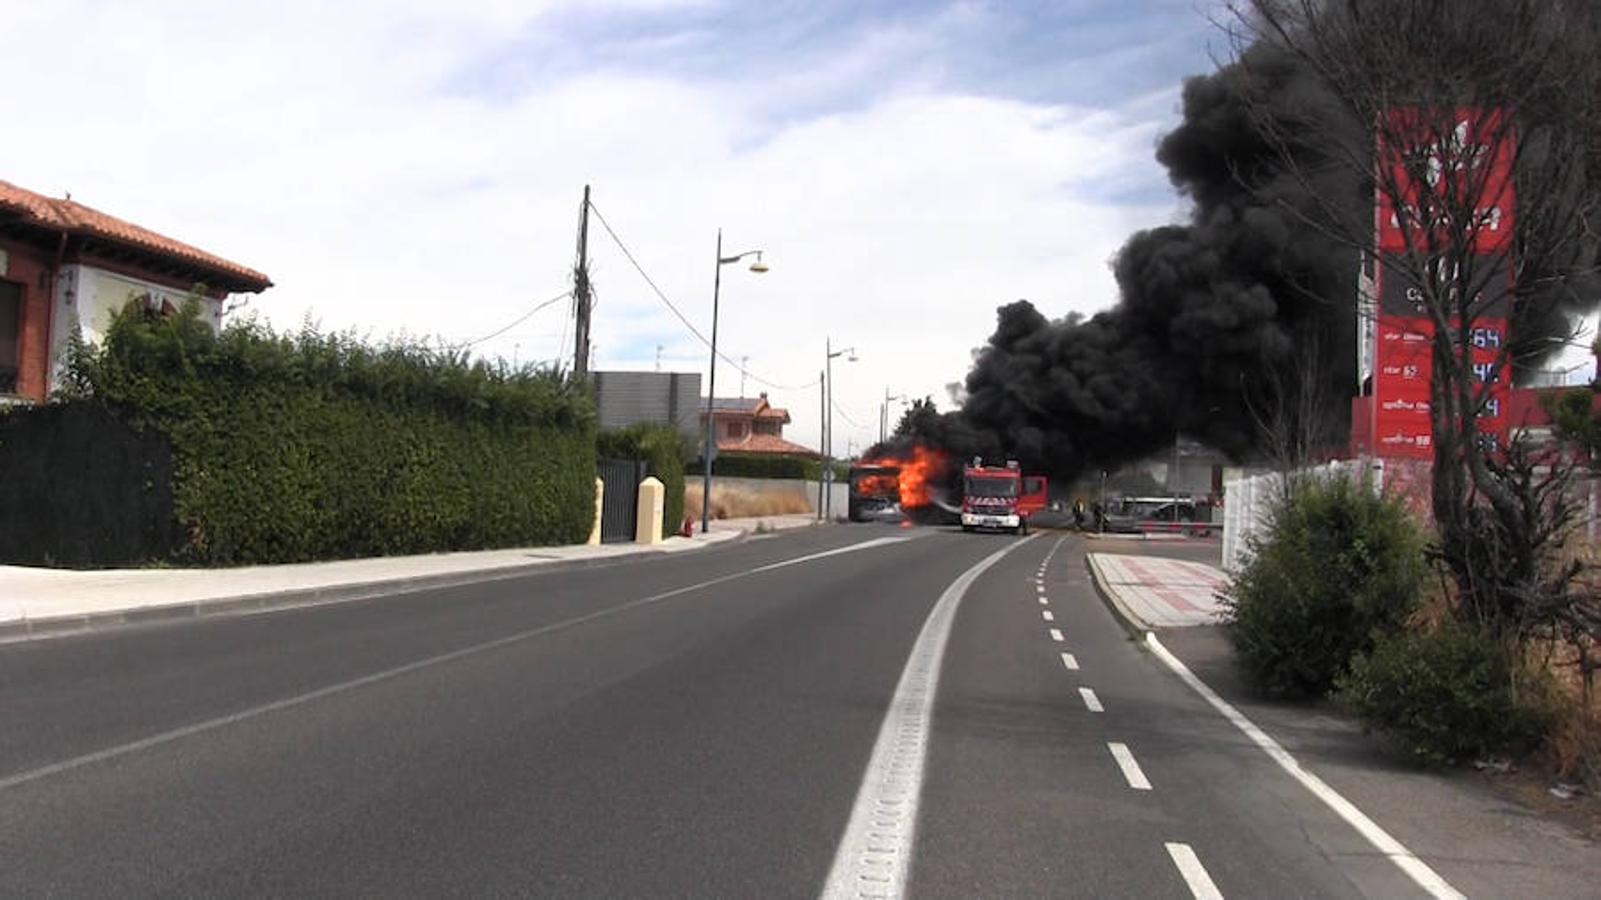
[1221, 475, 1426, 699]
[41, 302, 596, 564]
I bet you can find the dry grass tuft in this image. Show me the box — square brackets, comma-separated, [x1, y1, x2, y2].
[683, 485, 812, 521]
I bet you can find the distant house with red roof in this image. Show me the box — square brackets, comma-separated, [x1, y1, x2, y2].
[701, 392, 818, 458]
[0, 179, 271, 402]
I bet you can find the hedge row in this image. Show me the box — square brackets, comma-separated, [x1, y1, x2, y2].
[685, 452, 842, 481]
[1, 303, 596, 566]
[597, 424, 686, 539]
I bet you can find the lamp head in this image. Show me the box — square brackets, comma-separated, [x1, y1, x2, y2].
[748, 253, 769, 274]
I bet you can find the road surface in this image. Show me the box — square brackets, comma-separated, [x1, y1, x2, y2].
[0, 527, 1536, 896]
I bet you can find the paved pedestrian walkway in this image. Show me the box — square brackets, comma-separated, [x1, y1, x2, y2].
[1086, 552, 1227, 628]
[0, 520, 810, 636]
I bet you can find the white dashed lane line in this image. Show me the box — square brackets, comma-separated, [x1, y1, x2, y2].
[1048, 628, 1064, 642]
[1078, 687, 1103, 712]
[1108, 742, 1152, 790]
[1042, 610, 1055, 622]
[1166, 842, 1224, 900]
[1059, 652, 1079, 671]
[1037, 596, 1049, 605]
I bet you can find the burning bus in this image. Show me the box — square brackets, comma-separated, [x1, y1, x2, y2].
[847, 464, 901, 521]
[849, 445, 956, 524]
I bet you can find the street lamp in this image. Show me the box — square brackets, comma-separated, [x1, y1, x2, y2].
[701, 229, 768, 534]
[824, 337, 857, 520]
[880, 388, 907, 444]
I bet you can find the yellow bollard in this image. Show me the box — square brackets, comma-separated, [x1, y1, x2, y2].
[636, 477, 666, 545]
[589, 476, 604, 546]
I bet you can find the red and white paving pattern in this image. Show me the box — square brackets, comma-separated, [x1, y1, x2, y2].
[1086, 553, 1226, 628]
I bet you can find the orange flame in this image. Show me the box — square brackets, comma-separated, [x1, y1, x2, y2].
[862, 445, 951, 508]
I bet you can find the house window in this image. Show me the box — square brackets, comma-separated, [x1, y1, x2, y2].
[0, 280, 20, 396]
[726, 421, 747, 439]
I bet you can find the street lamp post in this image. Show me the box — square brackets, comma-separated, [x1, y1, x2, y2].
[700, 229, 768, 534]
[824, 337, 856, 520]
[880, 388, 906, 444]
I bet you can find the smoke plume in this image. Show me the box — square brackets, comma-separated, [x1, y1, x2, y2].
[894, 30, 1601, 485]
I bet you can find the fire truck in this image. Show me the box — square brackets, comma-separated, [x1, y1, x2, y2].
[960, 458, 1047, 534]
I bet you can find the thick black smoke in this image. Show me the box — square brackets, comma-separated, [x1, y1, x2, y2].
[949, 44, 1362, 481]
[887, 29, 1599, 485]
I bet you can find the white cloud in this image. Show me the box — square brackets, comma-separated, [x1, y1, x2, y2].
[2, 0, 1197, 454]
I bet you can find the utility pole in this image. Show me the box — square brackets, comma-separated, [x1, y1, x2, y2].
[655, 345, 663, 372]
[740, 356, 749, 397]
[573, 184, 593, 379]
[818, 370, 826, 520]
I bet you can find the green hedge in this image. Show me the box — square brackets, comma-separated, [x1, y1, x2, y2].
[597, 424, 686, 540]
[6, 302, 597, 566]
[685, 452, 840, 480]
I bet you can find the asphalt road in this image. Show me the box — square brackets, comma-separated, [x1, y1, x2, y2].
[0, 527, 1514, 896]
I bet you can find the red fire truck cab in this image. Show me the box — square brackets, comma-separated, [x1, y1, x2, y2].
[961, 459, 1048, 534]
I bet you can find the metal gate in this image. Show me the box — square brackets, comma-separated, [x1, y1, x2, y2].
[598, 458, 646, 543]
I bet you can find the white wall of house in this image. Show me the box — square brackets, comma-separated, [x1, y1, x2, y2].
[47, 264, 228, 393]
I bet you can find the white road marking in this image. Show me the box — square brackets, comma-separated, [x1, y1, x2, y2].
[1079, 687, 1103, 712]
[1146, 634, 1463, 899]
[1165, 843, 1223, 900]
[1048, 628, 1064, 642]
[0, 537, 916, 794]
[1108, 742, 1152, 790]
[1037, 596, 1049, 605]
[1041, 610, 1055, 622]
[750, 536, 914, 574]
[821, 536, 1035, 899]
[1036, 585, 1045, 594]
[1060, 652, 1079, 671]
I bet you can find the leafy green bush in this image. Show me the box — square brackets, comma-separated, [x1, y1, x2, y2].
[1338, 622, 1556, 765]
[1221, 475, 1426, 699]
[684, 453, 842, 481]
[598, 424, 687, 539]
[11, 302, 597, 565]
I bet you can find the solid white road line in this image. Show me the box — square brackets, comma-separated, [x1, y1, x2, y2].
[821, 536, 1035, 899]
[1042, 610, 1055, 622]
[0, 536, 917, 794]
[1108, 742, 1152, 790]
[1060, 652, 1079, 671]
[1145, 633, 1464, 900]
[1079, 687, 1103, 712]
[750, 536, 915, 574]
[1165, 843, 1224, 900]
[1049, 628, 1064, 642]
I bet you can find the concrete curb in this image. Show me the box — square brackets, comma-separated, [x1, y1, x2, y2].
[1082, 553, 1155, 642]
[0, 531, 753, 644]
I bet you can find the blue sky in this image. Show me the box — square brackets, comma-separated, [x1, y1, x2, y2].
[5, 0, 1228, 452]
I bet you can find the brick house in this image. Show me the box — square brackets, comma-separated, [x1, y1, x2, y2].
[700, 392, 819, 457]
[0, 179, 272, 402]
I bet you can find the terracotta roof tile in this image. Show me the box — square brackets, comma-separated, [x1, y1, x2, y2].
[0, 179, 271, 292]
[716, 434, 820, 457]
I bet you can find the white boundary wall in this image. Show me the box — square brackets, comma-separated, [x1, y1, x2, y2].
[1222, 459, 1387, 572]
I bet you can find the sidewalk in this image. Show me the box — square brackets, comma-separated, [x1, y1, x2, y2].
[0, 517, 814, 639]
[1085, 552, 1226, 628]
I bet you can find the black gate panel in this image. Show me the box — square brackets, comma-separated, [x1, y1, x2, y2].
[598, 459, 645, 543]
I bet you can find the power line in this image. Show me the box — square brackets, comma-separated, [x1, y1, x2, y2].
[586, 201, 818, 392]
[459, 290, 572, 349]
[831, 396, 866, 429]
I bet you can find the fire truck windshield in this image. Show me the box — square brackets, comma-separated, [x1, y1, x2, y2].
[965, 475, 1018, 498]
